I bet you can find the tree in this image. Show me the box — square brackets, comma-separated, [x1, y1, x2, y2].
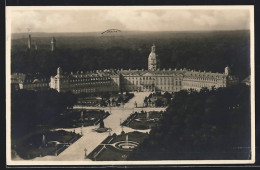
[100, 99, 107, 107]
[101, 92, 110, 100]
[128, 84, 251, 160]
[155, 98, 164, 107]
[117, 96, 123, 104]
[111, 98, 115, 105]
[163, 91, 172, 104]
[11, 89, 78, 139]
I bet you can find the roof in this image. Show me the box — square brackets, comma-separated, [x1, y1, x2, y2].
[117, 69, 149, 76]
[184, 70, 226, 79]
[12, 73, 49, 84]
[11, 73, 26, 83]
[51, 68, 227, 80]
[117, 69, 185, 76]
[63, 69, 119, 78]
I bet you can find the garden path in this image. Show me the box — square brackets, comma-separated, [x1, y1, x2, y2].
[32, 92, 166, 161]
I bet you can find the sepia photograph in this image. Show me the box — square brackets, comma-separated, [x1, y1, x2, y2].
[6, 5, 255, 165]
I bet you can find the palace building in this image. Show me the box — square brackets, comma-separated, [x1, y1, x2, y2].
[11, 73, 50, 91]
[48, 44, 239, 94]
[49, 68, 120, 94]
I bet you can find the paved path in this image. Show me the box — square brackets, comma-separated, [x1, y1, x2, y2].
[33, 92, 166, 161]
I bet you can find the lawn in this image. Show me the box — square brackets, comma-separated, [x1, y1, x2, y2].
[94, 145, 129, 161]
[124, 111, 163, 130]
[88, 131, 148, 161]
[53, 109, 110, 128]
[110, 131, 148, 144]
[144, 91, 173, 107]
[13, 130, 81, 160]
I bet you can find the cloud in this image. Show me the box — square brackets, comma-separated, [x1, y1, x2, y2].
[9, 8, 251, 33]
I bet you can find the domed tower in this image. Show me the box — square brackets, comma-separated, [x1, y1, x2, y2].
[148, 44, 159, 70]
[56, 67, 62, 92]
[224, 65, 239, 87]
[51, 37, 56, 52]
[225, 65, 230, 75]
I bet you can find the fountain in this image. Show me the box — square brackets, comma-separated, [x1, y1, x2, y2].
[120, 135, 137, 149]
[114, 134, 139, 151]
[121, 135, 129, 149]
[126, 135, 128, 147]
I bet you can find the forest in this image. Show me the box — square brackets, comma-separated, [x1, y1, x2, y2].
[11, 89, 77, 140]
[11, 30, 250, 80]
[128, 84, 251, 160]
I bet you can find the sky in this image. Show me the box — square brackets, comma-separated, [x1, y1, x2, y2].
[8, 7, 251, 33]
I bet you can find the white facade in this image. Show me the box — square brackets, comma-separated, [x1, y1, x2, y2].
[148, 44, 159, 70]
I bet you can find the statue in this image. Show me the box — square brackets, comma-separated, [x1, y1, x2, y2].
[99, 118, 105, 128]
[92, 117, 111, 133]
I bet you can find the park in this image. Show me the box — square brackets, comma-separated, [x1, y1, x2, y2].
[12, 91, 166, 161]
[11, 84, 251, 161]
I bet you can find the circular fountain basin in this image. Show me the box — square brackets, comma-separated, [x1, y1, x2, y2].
[113, 141, 139, 151]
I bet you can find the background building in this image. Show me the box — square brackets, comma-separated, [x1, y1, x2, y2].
[49, 68, 120, 94]
[11, 73, 50, 91]
[49, 45, 239, 94]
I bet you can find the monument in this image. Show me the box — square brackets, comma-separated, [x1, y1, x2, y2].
[80, 111, 84, 121]
[42, 134, 46, 147]
[99, 118, 104, 128]
[146, 112, 150, 120]
[134, 101, 137, 108]
[92, 118, 111, 133]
